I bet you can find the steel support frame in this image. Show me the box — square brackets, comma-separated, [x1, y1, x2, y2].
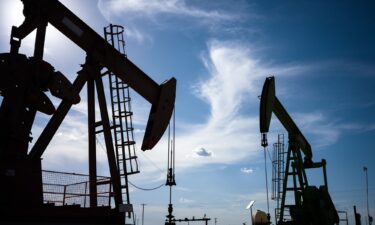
[24, 58, 122, 210]
[94, 72, 123, 207]
[87, 77, 97, 207]
[277, 136, 309, 225]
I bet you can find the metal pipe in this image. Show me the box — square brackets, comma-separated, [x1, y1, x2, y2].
[141, 203, 146, 225]
[63, 185, 67, 205]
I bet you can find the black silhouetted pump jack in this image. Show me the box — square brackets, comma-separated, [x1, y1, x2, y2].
[259, 76, 338, 225]
[0, 0, 176, 224]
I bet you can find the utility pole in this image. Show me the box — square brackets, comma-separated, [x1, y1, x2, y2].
[141, 204, 146, 225]
[214, 218, 217, 225]
[364, 167, 372, 225]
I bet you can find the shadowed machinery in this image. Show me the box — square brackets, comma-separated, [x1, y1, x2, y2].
[0, 0, 176, 224]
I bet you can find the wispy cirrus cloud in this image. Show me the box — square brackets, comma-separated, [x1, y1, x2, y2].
[291, 112, 375, 149]
[25, 38, 364, 181]
[125, 27, 153, 44]
[97, 0, 239, 43]
[97, 0, 234, 24]
[130, 39, 310, 181]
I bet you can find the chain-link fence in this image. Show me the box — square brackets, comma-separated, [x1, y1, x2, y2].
[42, 170, 113, 207]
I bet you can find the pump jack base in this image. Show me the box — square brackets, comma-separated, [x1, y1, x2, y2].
[0, 205, 123, 225]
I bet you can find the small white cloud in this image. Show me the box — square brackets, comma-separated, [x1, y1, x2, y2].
[179, 197, 195, 204]
[240, 167, 254, 174]
[194, 147, 212, 157]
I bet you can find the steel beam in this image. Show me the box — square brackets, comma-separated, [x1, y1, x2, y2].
[94, 75, 123, 206]
[29, 68, 87, 159]
[87, 78, 97, 207]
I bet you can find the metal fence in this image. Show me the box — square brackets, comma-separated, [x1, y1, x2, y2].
[42, 170, 113, 207]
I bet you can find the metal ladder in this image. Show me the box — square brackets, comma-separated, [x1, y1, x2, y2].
[104, 24, 139, 225]
[272, 134, 286, 223]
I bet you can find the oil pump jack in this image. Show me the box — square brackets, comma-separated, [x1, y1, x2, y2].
[0, 0, 176, 224]
[259, 77, 338, 225]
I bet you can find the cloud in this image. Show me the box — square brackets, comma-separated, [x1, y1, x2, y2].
[97, 0, 234, 24]
[26, 38, 340, 182]
[13, 37, 357, 183]
[96, 0, 248, 44]
[194, 147, 212, 157]
[121, 39, 314, 184]
[291, 112, 340, 148]
[291, 112, 375, 149]
[179, 197, 195, 204]
[240, 167, 254, 174]
[125, 27, 153, 44]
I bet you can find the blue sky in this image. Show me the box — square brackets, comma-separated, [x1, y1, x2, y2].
[1, 0, 375, 225]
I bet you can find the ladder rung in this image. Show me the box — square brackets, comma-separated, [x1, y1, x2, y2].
[110, 124, 120, 129]
[94, 121, 103, 127]
[119, 159, 136, 164]
[120, 111, 133, 116]
[125, 156, 138, 160]
[123, 141, 136, 145]
[115, 113, 132, 118]
[122, 111, 133, 116]
[286, 187, 300, 191]
[95, 129, 103, 134]
[101, 70, 110, 76]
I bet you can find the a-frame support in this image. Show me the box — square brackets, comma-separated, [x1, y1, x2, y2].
[86, 58, 123, 208]
[28, 56, 124, 210]
[278, 135, 309, 224]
